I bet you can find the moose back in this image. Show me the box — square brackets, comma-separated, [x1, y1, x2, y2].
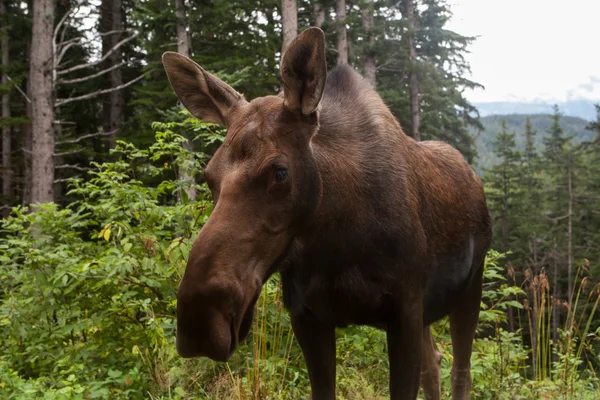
[162, 27, 491, 400]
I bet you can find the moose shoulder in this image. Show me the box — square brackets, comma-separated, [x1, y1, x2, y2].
[162, 27, 491, 400]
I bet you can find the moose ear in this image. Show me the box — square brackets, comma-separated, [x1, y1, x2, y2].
[280, 27, 327, 115]
[162, 52, 247, 127]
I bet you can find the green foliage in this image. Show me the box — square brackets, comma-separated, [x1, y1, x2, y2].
[0, 124, 215, 398]
[483, 121, 524, 253]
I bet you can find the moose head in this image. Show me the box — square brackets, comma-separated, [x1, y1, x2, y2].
[162, 28, 327, 361]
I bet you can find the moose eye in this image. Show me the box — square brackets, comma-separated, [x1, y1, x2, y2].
[274, 168, 288, 183]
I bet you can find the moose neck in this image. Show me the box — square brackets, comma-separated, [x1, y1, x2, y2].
[304, 65, 415, 237]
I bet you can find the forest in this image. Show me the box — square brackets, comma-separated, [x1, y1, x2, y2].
[1, 0, 599, 398]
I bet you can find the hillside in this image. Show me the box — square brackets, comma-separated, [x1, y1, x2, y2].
[474, 100, 599, 121]
[471, 114, 595, 174]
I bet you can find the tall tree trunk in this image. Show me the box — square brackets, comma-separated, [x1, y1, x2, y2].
[502, 167, 509, 253]
[281, 0, 297, 54]
[313, 2, 325, 28]
[30, 0, 55, 204]
[530, 230, 538, 376]
[551, 240, 559, 360]
[335, 0, 348, 65]
[567, 161, 573, 309]
[175, 0, 196, 202]
[1, 0, 11, 215]
[404, 0, 420, 140]
[100, 0, 124, 146]
[503, 164, 515, 332]
[23, 79, 32, 205]
[175, 0, 189, 58]
[361, 0, 376, 86]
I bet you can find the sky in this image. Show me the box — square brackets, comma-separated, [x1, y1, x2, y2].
[446, 0, 600, 103]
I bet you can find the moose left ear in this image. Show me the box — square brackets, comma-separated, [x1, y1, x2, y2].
[162, 52, 247, 127]
[280, 27, 327, 115]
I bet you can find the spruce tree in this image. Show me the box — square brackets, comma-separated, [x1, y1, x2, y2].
[517, 117, 543, 269]
[483, 120, 523, 331]
[376, 0, 481, 161]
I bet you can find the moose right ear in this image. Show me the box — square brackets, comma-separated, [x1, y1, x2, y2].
[280, 27, 327, 115]
[162, 52, 247, 127]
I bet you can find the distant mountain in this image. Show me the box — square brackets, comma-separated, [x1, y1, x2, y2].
[474, 100, 599, 121]
[471, 114, 595, 174]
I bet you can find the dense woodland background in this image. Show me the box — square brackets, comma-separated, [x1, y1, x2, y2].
[1, 0, 599, 398]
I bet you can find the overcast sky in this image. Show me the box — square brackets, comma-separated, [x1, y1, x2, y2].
[446, 0, 600, 103]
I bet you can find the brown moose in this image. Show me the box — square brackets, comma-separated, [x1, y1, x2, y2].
[162, 27, 491, 400]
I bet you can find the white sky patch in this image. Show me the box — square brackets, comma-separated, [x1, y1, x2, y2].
[447, 0, 600, 103]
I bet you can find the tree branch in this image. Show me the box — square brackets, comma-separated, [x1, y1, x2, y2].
[547, 214, 570, 222]
[56, 129, 118, 145]
[56, 74, 144, 106]
[55, 164, 93, 171]
[54, 175, 80, 183]
[55, 41, 80, 69]
[2, 74, 31, 103]
[54, 149, 85, 157]
[57, 29, 128, 49]
[55, 30, 130, 69]
[57, 32, 138, 76]
[56, 61, 128, 85]
[53, 7, 75, 49]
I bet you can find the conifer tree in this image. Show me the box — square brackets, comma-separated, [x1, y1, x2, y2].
[540, 105, 577, 340]
[484, 120, 522, 254]
[518, 117, 542, 269]
[484, 120, 523, 331]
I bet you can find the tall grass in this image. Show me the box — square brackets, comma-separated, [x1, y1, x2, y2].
[225, 276, 303, 400]
[524, 261, 600, 398]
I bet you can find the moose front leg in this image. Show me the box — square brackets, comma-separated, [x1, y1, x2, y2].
[290, 310, 336, 400]
[387, 303, 423, 400]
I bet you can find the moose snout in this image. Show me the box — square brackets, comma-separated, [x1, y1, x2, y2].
[175, 285, 235, 361]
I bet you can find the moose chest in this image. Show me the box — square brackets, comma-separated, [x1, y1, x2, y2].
[280, 236, 401, 327]
[280, 231, 480, 328]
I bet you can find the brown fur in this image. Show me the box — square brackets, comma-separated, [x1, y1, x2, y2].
[162, 27, 491, 400]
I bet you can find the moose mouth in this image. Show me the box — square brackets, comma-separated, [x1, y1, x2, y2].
[175, 288, 261, 361]
[228, 290, 260, 357]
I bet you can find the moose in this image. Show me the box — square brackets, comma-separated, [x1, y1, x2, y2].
[162, 27, 491, 400]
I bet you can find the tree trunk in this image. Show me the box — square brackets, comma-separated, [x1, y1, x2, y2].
[22, 79, 32, 205]
[30, 0, 55, 204]
[281, 0, 297, 54]
[502, 166, 509, 253]
[551, 240, 559, 360]
[100, 0, 124, 146]
[175, 0, 189, 57]
[532, 232, 538, 273]
[335, 0, 348, 65]
[313, 2, 325, 28]
[567, 161, 573, 310]
[503, 164, 515, 332]
[405, 0, 420, 140]
[1, 0, 11, 214]
[175, 0, 196, 202]
[361, 0, 376, 86]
